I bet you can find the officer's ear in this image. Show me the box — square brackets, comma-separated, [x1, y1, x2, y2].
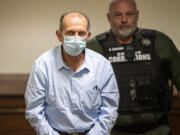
[56, 30, 63, 43]
[86, 32, 91, 41]
[107, 12, 111, 23]
[136, 10, 139, 20]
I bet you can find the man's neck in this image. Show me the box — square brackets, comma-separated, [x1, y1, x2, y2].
[116, 36, 133, 44]
[62, 49, 85, 71]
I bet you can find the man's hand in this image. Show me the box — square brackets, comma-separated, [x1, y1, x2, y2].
[172, 84, 180, 99]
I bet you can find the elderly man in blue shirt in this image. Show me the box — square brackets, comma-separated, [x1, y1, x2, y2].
[25, 11, 119, 135]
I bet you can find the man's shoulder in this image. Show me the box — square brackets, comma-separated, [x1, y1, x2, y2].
[137, 28, 174, 48]
[142, 28, 178, 59]
[144, 28, 174, 47]
[140, 28, 171, 39]
[34, 46, 59, 64]
[88, 31, 110, 43]
[134, 28, 157, 39]
[87, 31, 111, 54]
[86, 48, 109, 63]
[86, 48, 113, 73]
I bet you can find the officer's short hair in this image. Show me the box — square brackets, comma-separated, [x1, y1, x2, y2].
[59, 11, 90, 32]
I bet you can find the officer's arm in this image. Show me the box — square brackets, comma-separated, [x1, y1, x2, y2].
[155, 31, 180, 97]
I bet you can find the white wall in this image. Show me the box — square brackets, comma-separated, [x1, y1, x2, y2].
[0, 0, 179, 73]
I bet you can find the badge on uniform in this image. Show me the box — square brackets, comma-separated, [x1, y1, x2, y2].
[142, 38, 151, 47]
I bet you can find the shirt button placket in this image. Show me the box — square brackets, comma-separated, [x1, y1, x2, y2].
[71, 76, 78, 111]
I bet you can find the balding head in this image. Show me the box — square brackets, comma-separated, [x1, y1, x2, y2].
[109, 0, 137, 12]
[59, 11, 90, 32]
[56, 11, 91, 44]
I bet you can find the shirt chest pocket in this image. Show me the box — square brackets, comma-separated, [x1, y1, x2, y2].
[80, 79, 101, 110]
[46, 90, 66, 111]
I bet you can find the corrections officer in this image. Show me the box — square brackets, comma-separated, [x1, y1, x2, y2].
[87, 0, 180, 135]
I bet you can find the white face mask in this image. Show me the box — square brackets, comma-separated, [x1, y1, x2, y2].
[63, 36, 86, 56]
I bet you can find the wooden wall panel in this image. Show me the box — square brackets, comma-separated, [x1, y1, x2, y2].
[0, 74, 29, 95]
[0, 74, 179, 135]
[0, 74, 36, 135]
[169, 98, 180, 135]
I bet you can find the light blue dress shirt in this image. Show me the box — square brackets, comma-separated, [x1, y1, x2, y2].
[25, 45, 119, 135]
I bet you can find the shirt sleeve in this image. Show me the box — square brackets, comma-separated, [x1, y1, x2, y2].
[25, 62, 59, 135]
[86, 61, 119, 135]
[155, 31, 180, 90]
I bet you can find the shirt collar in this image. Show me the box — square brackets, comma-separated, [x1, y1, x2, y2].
[56, 45, 90, 72]
[78, 49, 90, 73]
[56, 45, 66, 70]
